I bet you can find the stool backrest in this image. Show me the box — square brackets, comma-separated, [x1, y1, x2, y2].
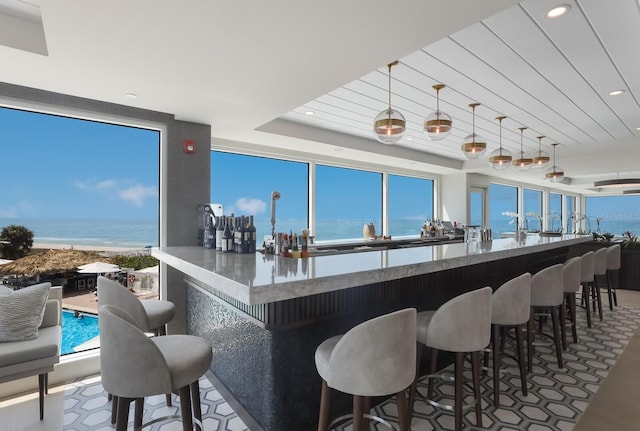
[492, 273, 531, 326]
[531, 263, 564, 306]
[593, 247, 608, 276]
[563, 256, 582, 293]
[426, 287, 492, 353]
[607, 244, 621, 270]
[580, 251, 595, 283]
[99, 305, 172, 398]
[98, 276, 150, 331]
[328, 308, 416, 397]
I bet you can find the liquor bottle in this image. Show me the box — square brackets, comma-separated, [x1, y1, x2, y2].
[248, 215, 257, 253]
[204, 218, 216, 249]
[216, 215, 225, 250]
[238, 216, 248, 253]
[222, 216, 234, 253]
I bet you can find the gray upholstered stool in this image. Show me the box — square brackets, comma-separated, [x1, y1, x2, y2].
[605, 244, 621, 309]
[409, 287, 492, 431]
[528, 264, 564, 372]
[97, 276, 176, 423]
[562, 256, 582, 347]
[579, 250, 601, 328]
[488, 273, 531, 406]
[99, 304, 212, 431]
[315, 308, 416, 431]
[97, 276, 175, 336]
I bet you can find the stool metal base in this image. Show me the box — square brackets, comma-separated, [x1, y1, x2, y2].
[416, 373, 478, 413]
[328, 413, 397, 431]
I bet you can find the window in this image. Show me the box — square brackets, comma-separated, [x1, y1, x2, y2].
[211, 152, 308, 242]
[0, 106, 160, 357]
[388, 175, 433, 236]
[523, 188, 543, 232]
[585, 195, 640, 236]
[469, 187, 486, 228]
[315, 165, 381, 240]
[490, 183, 519, 237]
[549, 193, 562, 232]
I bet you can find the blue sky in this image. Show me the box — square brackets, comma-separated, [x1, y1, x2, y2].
[0, 107, 159, 220]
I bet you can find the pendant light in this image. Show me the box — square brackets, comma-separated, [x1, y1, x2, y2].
[545, 143, 565, 182]
[424, 84, 452, 140]
[373, 61, 406, 144]
[488, 116, 512, 169]
[460, 103, 486, 159]
[532, 135, 550, 169]
[512, 127, 533, 171]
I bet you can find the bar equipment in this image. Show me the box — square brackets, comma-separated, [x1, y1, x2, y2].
[198, 203, 223, 247]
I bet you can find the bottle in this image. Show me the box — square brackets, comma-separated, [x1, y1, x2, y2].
[222, 216, 234, 253]
[204, 218, 215, 249]
[248, 215, 257, 253]
[240, 216, 249, 254]
[216, 215, 225, 250]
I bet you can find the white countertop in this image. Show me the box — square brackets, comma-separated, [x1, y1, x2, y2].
[152, 234, 590, 305]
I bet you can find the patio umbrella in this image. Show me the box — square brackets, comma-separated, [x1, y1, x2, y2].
[77, 261, 120, 274]
[0, 249, 114, 277]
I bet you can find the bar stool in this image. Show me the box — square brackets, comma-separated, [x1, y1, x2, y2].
[489, 273, 531, 406]
[409, 287, 492, 431]
[99, 305, 212, 431]
[528, 264, 564, 372]
[97, 276, 177, 423]
[605, 244, 621, 309]
[315, 308, 416, 431]
[562, 256, 582, 348]
[579, 251, 596, 328]
[593, 247, 608, 320]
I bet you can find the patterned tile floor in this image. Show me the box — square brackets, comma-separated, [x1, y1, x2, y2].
[60, 305, 640, 431]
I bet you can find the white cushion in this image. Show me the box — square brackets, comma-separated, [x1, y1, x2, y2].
[0, 283, 51, 342]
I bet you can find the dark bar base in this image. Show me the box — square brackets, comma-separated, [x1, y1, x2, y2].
[186, 246, 569, 431]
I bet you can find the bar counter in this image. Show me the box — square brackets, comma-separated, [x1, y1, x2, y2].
[152, 234, 590, 431]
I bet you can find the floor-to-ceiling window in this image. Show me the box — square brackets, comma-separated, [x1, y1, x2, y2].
[210, 152, 309, 242]
[470, 186, 486, 229]
[0, 106, 160, 356]
[490, 183, 519, 237]
[388, 175, 433, 236]
[523, 188, 543, 232]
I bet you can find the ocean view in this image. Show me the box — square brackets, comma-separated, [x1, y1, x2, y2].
[0, 218, 158, 249]
[2, 216, 640, 250]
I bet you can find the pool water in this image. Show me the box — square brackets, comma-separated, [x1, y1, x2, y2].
[61, 310, 100, 355]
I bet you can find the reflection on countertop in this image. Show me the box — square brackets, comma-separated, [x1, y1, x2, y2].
[152, 234, 591, 305]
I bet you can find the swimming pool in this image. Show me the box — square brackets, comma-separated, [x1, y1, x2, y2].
[61, 309, 100, 355]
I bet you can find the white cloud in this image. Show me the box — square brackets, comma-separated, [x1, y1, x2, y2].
[96, 180, 117, 189]
[118, 185, 158, 207]
[235, 198, 266, 215]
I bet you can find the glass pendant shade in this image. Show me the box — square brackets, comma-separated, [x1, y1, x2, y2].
[424, 84, 452, 140]
[488, 116, 512, 169]
[374, 61, 405, 145]
[532, 135, 550, 169]
[374, 108, 406, 144]
[545, 143, 565, 182]
[512, 127, 532, 171]
[461, 103, 486, 159]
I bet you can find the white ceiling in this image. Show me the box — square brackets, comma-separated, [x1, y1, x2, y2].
[0, 0, 638, 195]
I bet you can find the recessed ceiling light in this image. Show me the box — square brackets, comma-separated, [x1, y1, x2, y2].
[546, 4, 570, 18]
[609, 89, 625, 96]
[406, 137, 413, 141]
[125, 93, 138, 99]
[304, 110, 314, 116]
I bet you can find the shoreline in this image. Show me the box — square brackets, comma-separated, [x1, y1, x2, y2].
[31, 243, 151, 257]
